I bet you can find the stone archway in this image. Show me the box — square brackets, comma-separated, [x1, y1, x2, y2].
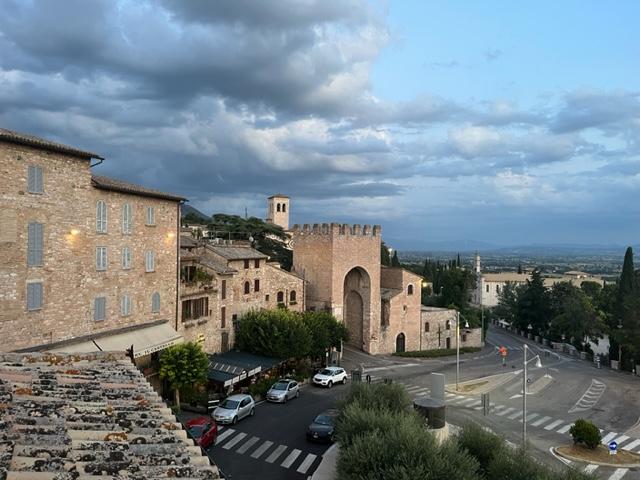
[343, 267, 371, 350]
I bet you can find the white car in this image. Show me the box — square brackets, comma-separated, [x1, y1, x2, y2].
[212, 394, 255, 425]
[313, 366, 347, 388]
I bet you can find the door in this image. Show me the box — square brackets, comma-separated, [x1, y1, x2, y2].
[396, 333, 406, 353]
[446, 337, 451, 349]
[240, 397, 250, 418]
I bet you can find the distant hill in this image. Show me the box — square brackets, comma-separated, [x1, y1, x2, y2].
[181, 204, 210, 223]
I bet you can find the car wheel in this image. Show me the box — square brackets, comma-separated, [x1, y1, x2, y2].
[342, 376, 347, 385]
[295, 390, 300, 398]
[283, 395, 288, 404]
[232, 416, 238, 425]
[328, 381, 333, 389]
[249, 407, 255, 417]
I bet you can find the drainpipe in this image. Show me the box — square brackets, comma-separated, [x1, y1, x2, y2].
[176, 201, 184, 330]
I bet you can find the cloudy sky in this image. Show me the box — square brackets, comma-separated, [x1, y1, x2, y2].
[1, 1, 639, 249]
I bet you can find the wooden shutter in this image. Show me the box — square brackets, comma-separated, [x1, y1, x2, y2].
[27, 282, 43, 310]
[152, 292, 160, 313]
[94, 297, 106, 321]
[28, 222, 43, 266]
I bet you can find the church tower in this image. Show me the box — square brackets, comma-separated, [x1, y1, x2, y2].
[475, 252, 481, 274]
[266, 194, 290, 230]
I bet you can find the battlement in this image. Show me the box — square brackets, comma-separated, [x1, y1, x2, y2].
[291, 223, 381, 237]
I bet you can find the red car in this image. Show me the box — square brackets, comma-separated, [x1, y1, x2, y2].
[185, 417, 218, 449]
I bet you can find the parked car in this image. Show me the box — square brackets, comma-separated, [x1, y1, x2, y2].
[306, 409, 339, 443]
[312, 366, 347, 388]
[212, 394, 255, 425]
[266, 378, 300, 403]
[185, 416, 218, 449]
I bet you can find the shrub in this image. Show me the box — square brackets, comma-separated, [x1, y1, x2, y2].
[393, 347, 481, 358]
[248, 376, 276, 400]
[339, 382, 412, 416]
[569, 419, 601, 449]
[456, 423, 504, 474]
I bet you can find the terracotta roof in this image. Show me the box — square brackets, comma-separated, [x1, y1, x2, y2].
[482, 272, 530, 283]
[0, 127, 104, 160]
[92, 174, 186, 202]
[206, 244, 268, 261]
[180, 235, 198, 248]
[0, 351, 220, 479]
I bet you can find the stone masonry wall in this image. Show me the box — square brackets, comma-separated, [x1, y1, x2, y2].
[379, 268, 423, 353]
[0, 141, 179, 351]
[420, 308, 482, 351]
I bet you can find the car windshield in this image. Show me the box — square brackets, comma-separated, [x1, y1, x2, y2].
[319, 369, 333, 376]
[219, 399, 240, 409]
[314, 414, 335, 426]
[189, 425, 205, 438]
[272, 382, 288, 391]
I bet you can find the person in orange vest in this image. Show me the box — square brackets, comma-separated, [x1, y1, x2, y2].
[499, 346, 508, 366]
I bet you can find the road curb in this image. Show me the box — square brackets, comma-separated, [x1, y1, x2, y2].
[551, 446, 640, 468]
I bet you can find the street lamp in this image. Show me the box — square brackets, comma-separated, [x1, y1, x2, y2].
[617, 320, 623, 369]
[522, 344, 542, 448]
[455, 311, 470, 391]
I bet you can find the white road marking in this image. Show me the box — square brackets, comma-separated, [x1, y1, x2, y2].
[622, 439, 640, 451]
[508, 410, 523, 420]
[280, 448, 301, 469]
[265, 444, 288, 464]
[496, 407, 516, 417]
[405, 385, 422, 392]
[459, 398, 478, 406]
[531, 416, 552, 427]
[215, 428, 236, 445]
[222, 432, 247, 450]
[296, 453, 318, 474]
[467, 400, 482, 408]
[544, 419, 564, 431]
[602, 432, 618, 444]
[607, 468, 628, 480]
[524, 413, 539, 422]
[236, 435, 260, 454]
[584, 464, 598, 473]
[557, 423, 573, 434]
[568, 379, 606, 414]
[250, 440, 273, 459]
[613, 435, 630, 446]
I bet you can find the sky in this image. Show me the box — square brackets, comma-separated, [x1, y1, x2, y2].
[1, 0, 639, 250]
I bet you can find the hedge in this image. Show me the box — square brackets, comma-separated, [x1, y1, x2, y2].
[393, 347, 481, 358]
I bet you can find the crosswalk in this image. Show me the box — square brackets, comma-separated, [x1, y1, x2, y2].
[362, 372, 638, 480]
[211, 425, 321, 475]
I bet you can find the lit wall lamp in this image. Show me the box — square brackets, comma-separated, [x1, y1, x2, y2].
[70, 229, 80, 236]
[167, 232, 176, 238]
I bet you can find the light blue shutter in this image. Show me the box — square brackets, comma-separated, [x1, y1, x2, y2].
[27, 222, 43, 266]
[34, 166, 43, 193]
[152, 292, 160, 313]
[123, 204, 132, 234]
[94, 297, 106, 321]
[27, 166, 36, 192]
[27, 282, 43, 310]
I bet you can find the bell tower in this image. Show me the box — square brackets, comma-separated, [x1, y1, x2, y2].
[266, 194, 290, 230]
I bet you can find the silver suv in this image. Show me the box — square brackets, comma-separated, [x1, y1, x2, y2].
[266, 379, 300, 403]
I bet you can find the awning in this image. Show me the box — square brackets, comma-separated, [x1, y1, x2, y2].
[207, 351, 285, 387]
[50, 321, 183, 359]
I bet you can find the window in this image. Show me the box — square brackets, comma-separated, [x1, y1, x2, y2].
[277, 203, 281, 212]
[254, 279, 260, 292]
[27, 222, 43, 267]
[244, 259, 250, 269]
[462, 334, 467, 342]
[145, 250, 155, 272]
[151, 292, 160, 313]
[182, 297, 209, 321]
[265, 294, 270, 302]
[486, 284, 489, 293]
[221, 306, 226, 328]
[290, 290, 296, 303]
[96, 200, 107, 233]
[408, 284, 414, 295]
[146, 206, 155, 226]
[96, 246, 107, 271]
[121, 295, 132, 316]
[27, 165, 43, 194]
[425, 322, 430, 333]
[496, 285, 501, 294]
[254, 259, 260, 268]
[277, 291, 284, 303]
[282, 204, 286, 213]
[221, 280, 226, 300]
[244, 281, 250, 295]
[122, 203, 132, 234]
[445, 320, 451, 330]
[27, 282, 43, 311]
[122, 246, 132, 270]
[94, 297, 106, 321]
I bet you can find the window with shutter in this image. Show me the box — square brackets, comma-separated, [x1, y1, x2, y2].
[152, 292, 160, 313]
[27, 222, 43, 267]
[146, 206, 155, 226]
[121, 295, 132, 316]
[122, 246, 131, 269]
[96, 201, 107, 233]
[94, 297, 106, 321]
[27, 282, 43, 311]
[27, 165, 43, 194]
[145, 251, 155, 272]
[96, 247, 107, 271]
[122, 204, 132, 234]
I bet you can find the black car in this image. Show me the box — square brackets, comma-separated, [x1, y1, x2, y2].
[306, 409, 339, 443]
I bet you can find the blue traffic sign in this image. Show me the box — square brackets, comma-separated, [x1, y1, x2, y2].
[609, 441, 618, 453]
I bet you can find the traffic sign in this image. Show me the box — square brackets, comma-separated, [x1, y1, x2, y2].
[609, 441, 618, 455]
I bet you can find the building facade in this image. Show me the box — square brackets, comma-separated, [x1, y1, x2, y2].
[178, 236, 304, 353]
[0, 129, 184, 376]
[420, 306, 482, 350]
[266, 194, 290, 230]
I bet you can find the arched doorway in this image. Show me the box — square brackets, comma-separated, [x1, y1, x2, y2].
[396, 333, 406, 353]
[343, 267, 371, 350]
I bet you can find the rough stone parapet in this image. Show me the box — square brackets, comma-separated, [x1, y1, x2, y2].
[291, 223, 382, 237]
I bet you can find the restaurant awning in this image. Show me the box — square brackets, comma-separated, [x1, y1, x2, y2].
[49, 320, 183, 358]
[208, 351, 285, 387]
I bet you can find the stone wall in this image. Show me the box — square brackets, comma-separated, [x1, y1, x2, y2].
[379, 268, 423, 353]
[420, 307, 482, 350]
[0, 141, 179, 351]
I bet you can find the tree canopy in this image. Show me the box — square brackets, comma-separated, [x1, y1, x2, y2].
[159, 342, 209, 410]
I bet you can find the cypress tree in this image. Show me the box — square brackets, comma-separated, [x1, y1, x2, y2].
[612, 247, 638, 365]
[391, 250, 401, 267]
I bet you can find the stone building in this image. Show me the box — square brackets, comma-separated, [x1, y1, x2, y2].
[266, 194, 290, 230]
[0, 128, 184, 388]
[290, 222, 423, 355]
[420, 306, 482, 351]
[178, 236, 304, 353]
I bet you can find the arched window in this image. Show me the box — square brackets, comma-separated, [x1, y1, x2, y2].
[424, 322, 430, 332]
[96, 200, 107, 233]
[277, 291, 284, 303]
[151, 292, 160, 313]
[277, 203, 281, 212]
[290, 290, 296, 302]
[282, 204, 286, 212]
[407, 284, 414, 295]
[446, 320, 451, 330]
[244, 281, 250, 295]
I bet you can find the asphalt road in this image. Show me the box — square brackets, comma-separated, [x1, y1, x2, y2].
[204, 381, 348, 480]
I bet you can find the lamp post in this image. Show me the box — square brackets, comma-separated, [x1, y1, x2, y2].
[455, 311, 470, 391]
[522, 344, 542, 448]
[617, 320, 623, 370]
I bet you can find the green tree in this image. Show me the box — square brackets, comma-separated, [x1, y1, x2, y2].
[391, 250, 401, 267]
[516, 269, 550, 334]
[380, 242, 392, 266]
[494, 282, 521, 326]
[549, 282, 604, 348]
[611, 247, 638, 365]
[159, 342, 209, 411]
[301, 311, 349, 361]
